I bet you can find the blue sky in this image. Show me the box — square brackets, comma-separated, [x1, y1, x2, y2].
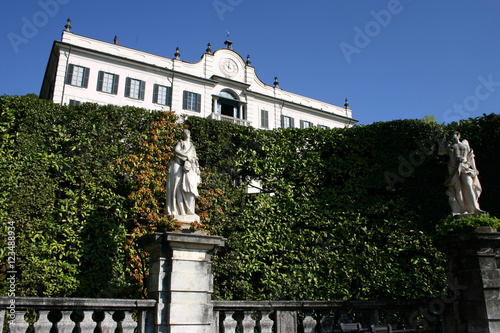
[1, 0, 500, 125]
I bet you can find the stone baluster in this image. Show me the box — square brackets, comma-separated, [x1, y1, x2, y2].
[242, 311, 256, 333]
[223, 311, 237, 333]
[100, 311, 117, 333]
[33, 310, 52, 332]
[320, 312, 335, 333]
[356, 308, 379, 328]
[0, 310, 5, 332]
[9, 309, 29, 333]
[384, 308, 397, 328]
[404, 307, 419, 330]
[276, 310, 297, 333]
[258, 310, 274, 333]
[80, 310, 96, 332]
[337, 310, 350, 324]
[302, 311, 317, 333]
[57, 310, 75, 333]
[120, 310, 138, 332]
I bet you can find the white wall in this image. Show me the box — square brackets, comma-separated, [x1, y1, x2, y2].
[50, 32, 355, 130]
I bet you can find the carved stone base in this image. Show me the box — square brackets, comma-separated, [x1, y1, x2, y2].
[452, 211, 487, 219]
[170, 214, 200, 230]
[140, 232, 226, 333]
[442, 228, 500, 332]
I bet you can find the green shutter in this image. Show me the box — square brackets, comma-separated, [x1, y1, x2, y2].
[195, 93, 201, 112]
[125, 77, 131, 97]
[112, 74, 119, 95]
[82, 67, 89, 88]
[281, 115, 285, 128]
[182, 91, 188, 110]
[153, 84, 158, 103]
[166, 87, 172, 106]
[291, 117, 295, 128]
[139, 80, 145, 100]
[97, 71, 104, 91]
[65, 64, 74, 84]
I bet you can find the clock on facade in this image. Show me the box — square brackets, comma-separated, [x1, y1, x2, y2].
[219, 58, 238, 77]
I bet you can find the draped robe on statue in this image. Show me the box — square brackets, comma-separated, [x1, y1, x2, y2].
[166, 132, 200, 219]
[439, 133, 483, 216]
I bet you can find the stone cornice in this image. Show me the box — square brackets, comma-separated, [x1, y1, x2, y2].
[246, 90, 358, 124]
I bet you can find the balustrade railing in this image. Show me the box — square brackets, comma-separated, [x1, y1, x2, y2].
[212, 299, 439, 333]
[0, 297, 156, 333]
[209, 113, 251, 126]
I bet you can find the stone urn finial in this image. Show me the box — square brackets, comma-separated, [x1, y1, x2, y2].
[65, 18, 71, 32]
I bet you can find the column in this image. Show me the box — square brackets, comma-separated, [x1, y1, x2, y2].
[237, 103, 243, 119]
[140, 232, 226, 333]
[442, 226, 500, 333]
[211, 96, 220, 121]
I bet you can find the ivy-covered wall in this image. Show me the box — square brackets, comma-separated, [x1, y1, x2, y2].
[0, 94, 182, 297]
[187, 114, 500, 300]
[1, 94, 499, 301]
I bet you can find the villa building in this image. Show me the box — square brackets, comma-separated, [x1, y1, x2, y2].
[40, 20, 357, 129]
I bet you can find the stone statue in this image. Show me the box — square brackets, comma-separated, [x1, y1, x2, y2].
[438, 131, 483, 216]
[166, 129, 201, 225]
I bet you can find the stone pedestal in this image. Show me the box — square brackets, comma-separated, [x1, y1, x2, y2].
[442, 227, 500, 333]
[140, 232, 225, 333]
[171, 214, 200, 231]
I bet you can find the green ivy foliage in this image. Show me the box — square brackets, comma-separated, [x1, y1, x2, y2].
[1, 95, 498, 303]
[436, 214, 500, 236]
[0, 95, 179, 297]
[187, 115, 499, 301]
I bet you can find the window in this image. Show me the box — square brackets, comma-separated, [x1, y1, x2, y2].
[125, 78, 145, 100]
[281, 115, 294, 128]
[318, 125, 330, 130]
[182, 91, 201, 112]
[261, 110, 269, 128]
[300, 120, 313, 129]
[233, 175, 243, 188]
[65, 64, 89, 88]
[153, 84, 172, 106]
[69, 99, 80, 106]
[97, 71, 119, 94]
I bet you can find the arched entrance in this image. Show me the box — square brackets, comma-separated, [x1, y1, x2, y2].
[211, 89, 248, 125]
[218, 90, 239, 118]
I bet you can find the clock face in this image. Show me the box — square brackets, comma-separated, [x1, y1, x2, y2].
[219, 58, 238, 77]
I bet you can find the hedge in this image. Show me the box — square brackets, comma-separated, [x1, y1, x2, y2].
[1, 94, 499, 301]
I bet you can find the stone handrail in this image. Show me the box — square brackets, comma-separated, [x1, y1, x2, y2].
[212, 299, 436, 332]
[209, 112, 251, 126]
[0, 296, 156, 333]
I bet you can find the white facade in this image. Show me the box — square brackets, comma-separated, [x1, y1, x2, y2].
[40, 26, 357, 129]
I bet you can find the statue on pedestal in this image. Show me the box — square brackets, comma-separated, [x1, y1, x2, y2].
[166, 129, 201, 226]
[438, 131, 483, 216]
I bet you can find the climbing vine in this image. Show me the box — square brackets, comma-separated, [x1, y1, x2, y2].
[1, 94, 499, 301]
